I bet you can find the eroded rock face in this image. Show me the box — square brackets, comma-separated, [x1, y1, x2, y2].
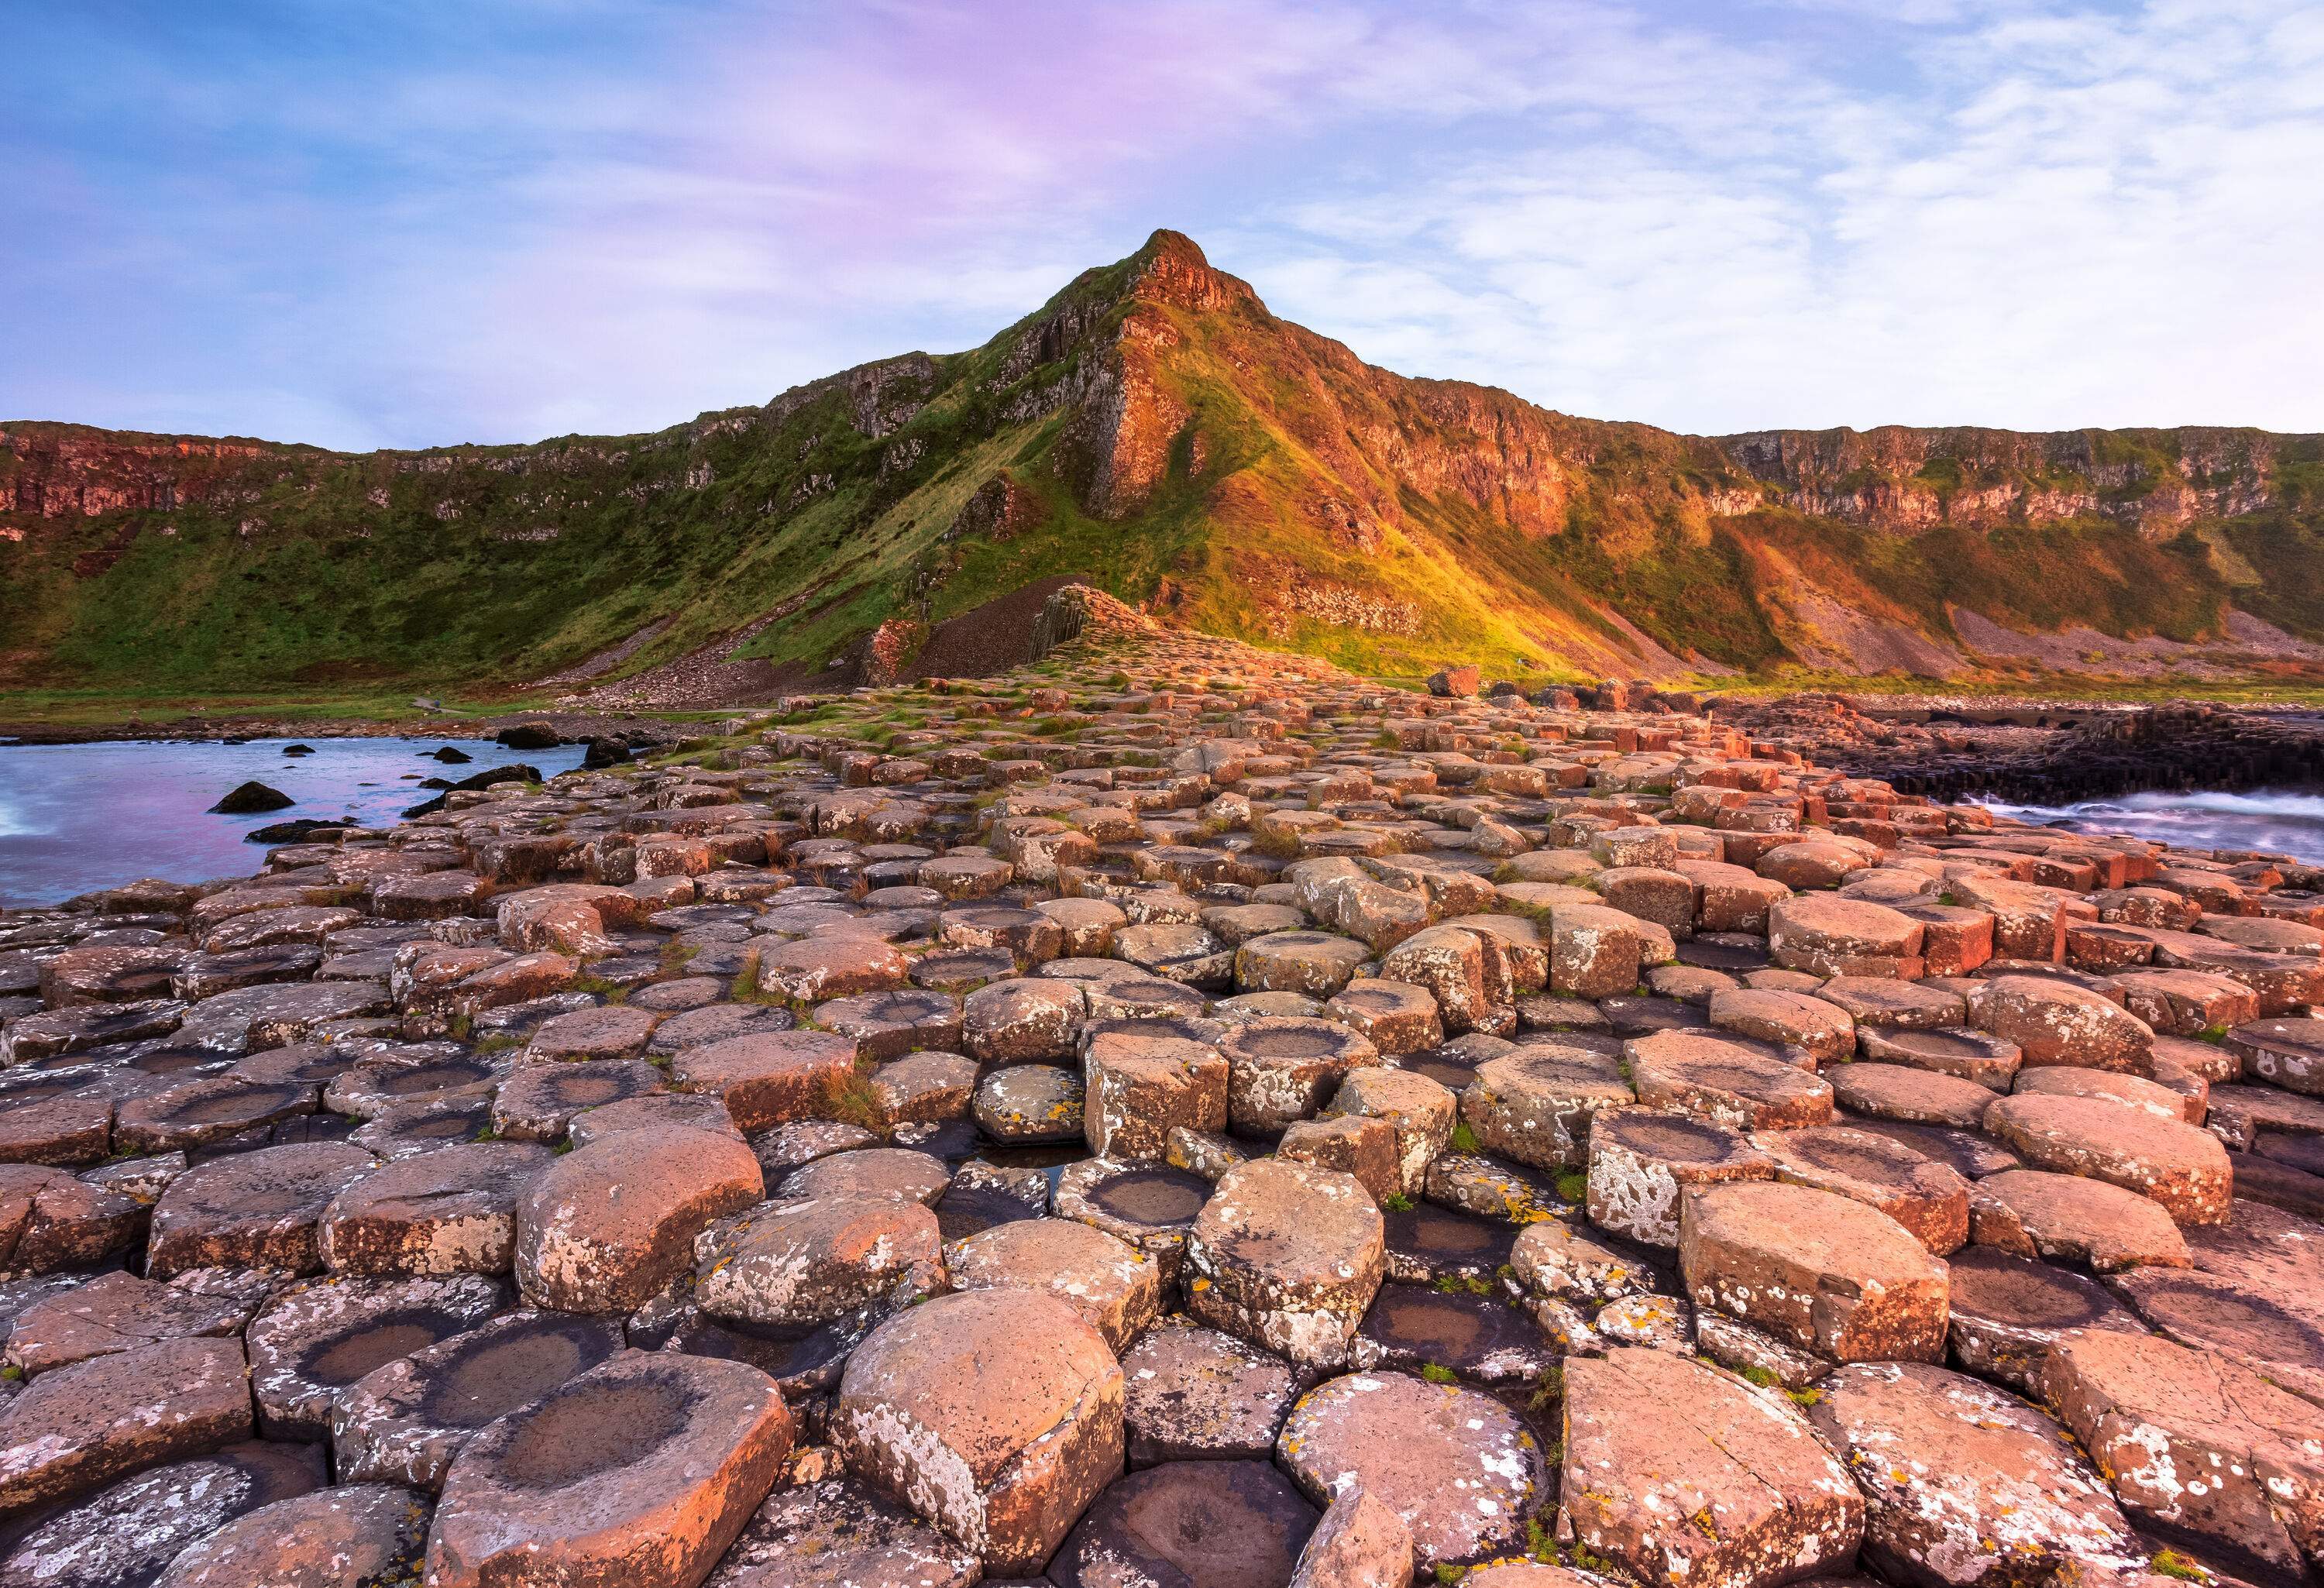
[831, 1288, 1125, 1572]
[1561, 1348, 1865, 1588]
[428, 1350, 794, 1588]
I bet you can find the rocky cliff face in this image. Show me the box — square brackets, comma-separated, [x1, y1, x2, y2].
[6, 230, 2322, 694]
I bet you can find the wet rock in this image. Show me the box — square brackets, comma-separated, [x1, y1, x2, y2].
[211, 781, 294, 814]
[1561, 1347, 1865, 1588]
[428, 1349, 794, 1588]
[113, 1075, 316, 1153]
[152, 1480, 431, 1588]
[1277, 1370, 1546, 1569]
[831, 1288, 1125, 1573]
[1054, 1460, 1320, 1588]
[514, 1125, 764, 1313]
[1808, 1360, 2140, 1587]
[1187, 1159, 1386, 1369]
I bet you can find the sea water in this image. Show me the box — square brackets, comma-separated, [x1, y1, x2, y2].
[0, 737, 588, 908]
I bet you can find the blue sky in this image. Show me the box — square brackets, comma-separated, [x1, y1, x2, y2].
[8, 0, 2322, 450]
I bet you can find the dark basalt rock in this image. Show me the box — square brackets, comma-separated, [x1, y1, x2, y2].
[209, 781, 294, 815]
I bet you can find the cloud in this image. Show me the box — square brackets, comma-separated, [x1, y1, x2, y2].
[4, 0, 2321, 447]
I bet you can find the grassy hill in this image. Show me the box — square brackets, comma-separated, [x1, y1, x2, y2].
[7, 229, 2323, 713]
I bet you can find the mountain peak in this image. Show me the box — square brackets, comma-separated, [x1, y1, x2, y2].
[1126, 228, 1260, 315]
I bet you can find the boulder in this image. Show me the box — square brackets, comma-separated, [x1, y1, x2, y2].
[428, 1350, 793, 1588]
[1680, 1181, 1949, 1363]
[831, 1289, 1126, 1573]
[514, 1125, 764, 1313]
[1185, 1160, 1386, 1369]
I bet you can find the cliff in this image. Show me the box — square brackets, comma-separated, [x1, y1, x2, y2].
[6, 230, 2322, 696]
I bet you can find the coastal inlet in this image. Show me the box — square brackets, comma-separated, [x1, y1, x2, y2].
[0, 737, 587, 907]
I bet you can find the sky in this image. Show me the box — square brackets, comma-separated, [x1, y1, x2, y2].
[7, 0, 2323, 452]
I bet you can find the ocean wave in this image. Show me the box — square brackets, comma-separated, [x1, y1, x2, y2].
[1975, 785, 2324, 864]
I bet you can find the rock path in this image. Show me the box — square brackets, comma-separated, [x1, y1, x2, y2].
[2, 604, 2322, 1586]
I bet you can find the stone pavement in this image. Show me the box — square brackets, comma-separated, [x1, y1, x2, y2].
[3, 598, 2322, 1586]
